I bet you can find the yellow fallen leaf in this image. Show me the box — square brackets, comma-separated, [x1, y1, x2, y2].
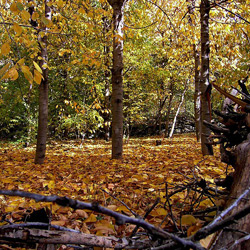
[75, 209, 88, 218]
[155, 208, 168, 216]
[51, 220, 66, 226]
[116, 205, 130, 213]
[200, 233, 215, 248]
[181, 215, 197, 226]
[84, 213, 97, 223]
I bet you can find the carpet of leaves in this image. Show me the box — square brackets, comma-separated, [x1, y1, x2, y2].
[0, 134, 231, 240]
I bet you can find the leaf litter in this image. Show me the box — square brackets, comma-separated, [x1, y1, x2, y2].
[0, 134, 232, 238]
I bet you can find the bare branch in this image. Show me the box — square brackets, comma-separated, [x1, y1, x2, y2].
[0, 189, 204, 250]
[214, 2, 250, 25]
[0, 227, 150, 249]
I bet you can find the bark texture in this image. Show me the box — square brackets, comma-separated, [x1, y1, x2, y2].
[0, 228, 150, 248]
[107, 0, 126, 159]
[35, 1, 51, 164]
[194, 44, 201, 142]
[102, 4, 111, 141]
[200, 0, 213, 155]
[211, 140, 250, 250]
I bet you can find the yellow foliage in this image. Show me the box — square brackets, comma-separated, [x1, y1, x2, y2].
[1, 43, 10, 56]
[13, 23, 23, 36]
[21, 10, 30, 21]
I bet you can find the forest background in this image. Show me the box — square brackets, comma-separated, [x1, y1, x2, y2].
[0, 0, 249, 149]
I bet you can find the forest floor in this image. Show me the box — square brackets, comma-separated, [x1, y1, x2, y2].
[0, 133, 232, 239]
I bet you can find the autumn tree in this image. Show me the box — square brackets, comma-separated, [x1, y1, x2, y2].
[34, 0, 51, 164]
[200, 0, 213, 155]
[107, 0, 127, 159]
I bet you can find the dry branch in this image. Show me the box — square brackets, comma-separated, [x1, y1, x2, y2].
[0, 227, 150, 249]
[0, 189, 204, 250]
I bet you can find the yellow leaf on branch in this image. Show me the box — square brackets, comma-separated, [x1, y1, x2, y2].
[21, 10, 30, 21]
[21, 65, 30, 74]
[21, 65, 33, 83]
[33, 61, 43, 73]
[0, 63, 10, 78]
[34, 69, 43, 84]
[1, 43, 10, 56]
[8, 67, 19, 81]
[10, 3, 19, 14]
[13, 23, 23, 36]
[32, 12, 39, 21]
[17, 58, 25, 66]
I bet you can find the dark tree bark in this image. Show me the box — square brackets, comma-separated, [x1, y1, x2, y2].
[211, 140, 250, 250]
[35, 0, 51, 164]
[193, 44, 201, 142]
[204, 78, 250, 249]
[200, 0, 213, 155]
[107, 0, 126, 159]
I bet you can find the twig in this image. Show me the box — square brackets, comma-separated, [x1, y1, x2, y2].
[227, 235, 250, 250]
[0, 22, 69, 35]
[191, 203, 250, 242]
[125, 21, 158, 30]
[0, 189, 204, 250]
[208, 186, 250, 227]
[100, 188, 138, 217]
[130, 197, 161, 237]
[0, 222, 80, 232]
[231, 86, 250, 102]
[164, 183, 179, 232]
[145, 0, 177, 33]
[214, 2, 250, 25]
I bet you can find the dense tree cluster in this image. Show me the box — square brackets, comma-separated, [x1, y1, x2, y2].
[0, 0, 249, 175]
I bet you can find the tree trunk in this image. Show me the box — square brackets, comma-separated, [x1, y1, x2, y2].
[169, 83, 188, 138]
[200, 0, 213, 155]
[211, 140, 250, 250]
[193, 44, 201, 142]
[102, 4, 111, 142]
[35, 0, 51, 164]
[165, 81, 174, 138]
[107, 0, 126, 159]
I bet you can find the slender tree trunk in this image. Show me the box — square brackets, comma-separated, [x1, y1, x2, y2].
[193, 44, 201, 142]
[169, 83, 188, 138]
[200, 0, 213, 155]
[35, 0, 51, 164]
[165, 81, 174, 138]
[107, 0, 126, 159]
[102, 5, 111, 141]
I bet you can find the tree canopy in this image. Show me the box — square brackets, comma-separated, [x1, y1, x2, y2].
[0, 0, 249, 142]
